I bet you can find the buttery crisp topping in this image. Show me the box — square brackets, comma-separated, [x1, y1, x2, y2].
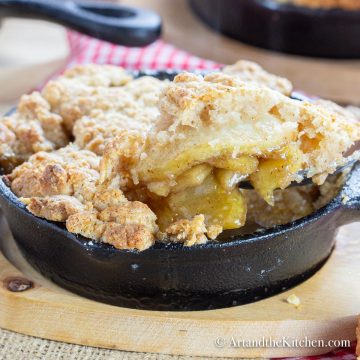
[66, 201, 157, 251]
[277, 0, 360, 9]
[8, 144, 157, 251]
[222, 60, 293, 95]
[0, 92, 69, 173]
[165, 214, 210, 246]
[42, 66, 166, 154]
[21, 195, 85, 222]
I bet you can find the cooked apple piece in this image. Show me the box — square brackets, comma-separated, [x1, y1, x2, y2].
[214, 169, 248, 191]
[172, 164, 212, 193]
[145, 164, 212, 197]
[249, 145, 304, 205]
[208, 155, 259, 173]
[152, 173, 247, 232]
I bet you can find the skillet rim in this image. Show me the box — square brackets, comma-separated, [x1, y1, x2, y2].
[0, 68, 352, 253]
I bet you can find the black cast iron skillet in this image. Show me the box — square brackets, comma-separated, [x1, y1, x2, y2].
[189, 0, 360, 58]
[0, 0, 161, 46]
[0, 71, 359, 311]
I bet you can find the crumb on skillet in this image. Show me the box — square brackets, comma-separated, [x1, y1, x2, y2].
[286, 294, 301, 308]
[3, 63, 360, 250]
[164, 214, 223, 246]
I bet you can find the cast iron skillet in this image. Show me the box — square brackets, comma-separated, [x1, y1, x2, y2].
[0, 0, 161, 46]
[189, 0, 360, 58]
[0, 71, 359, 311]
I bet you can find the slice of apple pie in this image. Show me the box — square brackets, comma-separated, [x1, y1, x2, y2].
[101, 71, 359, 244]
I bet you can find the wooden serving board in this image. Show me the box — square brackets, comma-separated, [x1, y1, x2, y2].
[0, 214, 359, 358]
[0, 19, 69, 103]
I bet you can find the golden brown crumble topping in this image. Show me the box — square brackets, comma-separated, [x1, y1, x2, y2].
[9, 145, 100, 200]
[22, 195, 85, 222]
[0, 92, 69, 173]
[222, 60, 293, 95]
[165, 214, 209, 246]
[41, 64, 133, 131]
[277, 0, 360, 9]
[70, 76, 166, 155]
[163, 214, 223, 246]
[0, 65, 166, 173]
[7, 144, 157, 250]
[2, 63, 360, 250]
[66, 201, 157, 251]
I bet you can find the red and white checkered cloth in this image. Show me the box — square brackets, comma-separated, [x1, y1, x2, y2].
[66, 31, 221, 71]
[64, 30, 358, 360]
[275, 344, 357, 360]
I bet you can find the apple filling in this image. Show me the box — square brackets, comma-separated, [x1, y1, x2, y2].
[143, 144, 303, 234]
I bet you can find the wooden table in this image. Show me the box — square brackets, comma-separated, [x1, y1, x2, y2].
[0, 18, 69, 112]
[0, 4, 359, 358]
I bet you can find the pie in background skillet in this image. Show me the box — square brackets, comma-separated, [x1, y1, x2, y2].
[189, 0, 360, 58]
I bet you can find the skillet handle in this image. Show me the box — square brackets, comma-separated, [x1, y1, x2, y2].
[336, 162, 360, 225]
[0, 0, 161, 46]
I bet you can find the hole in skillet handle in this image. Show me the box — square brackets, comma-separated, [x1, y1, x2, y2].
[0, 0, 162, 47]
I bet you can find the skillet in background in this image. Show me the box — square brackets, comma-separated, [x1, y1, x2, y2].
[189, 0, 360, 58]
